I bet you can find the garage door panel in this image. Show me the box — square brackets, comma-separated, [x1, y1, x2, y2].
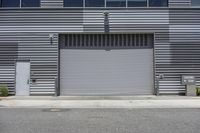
[60, 49, 153, 95]
[60, 34, 154, 95]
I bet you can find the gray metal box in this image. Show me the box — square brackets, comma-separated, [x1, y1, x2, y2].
[182, 76, 196, 85]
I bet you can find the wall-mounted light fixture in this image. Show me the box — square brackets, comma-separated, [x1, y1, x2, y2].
[49, 34, 54, 45]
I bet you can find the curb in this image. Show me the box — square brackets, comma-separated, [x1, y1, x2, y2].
[2, 96, 200, 101]
[1, 99, 200, 108]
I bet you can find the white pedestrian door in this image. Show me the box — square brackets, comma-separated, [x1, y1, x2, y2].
[15, 62, 30, 96]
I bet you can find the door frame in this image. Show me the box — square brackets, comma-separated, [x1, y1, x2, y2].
[14, 59, 31, 96]
[58, 33, 156, 96]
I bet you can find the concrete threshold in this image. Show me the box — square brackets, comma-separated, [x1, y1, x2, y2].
[0, 96, 200, 108]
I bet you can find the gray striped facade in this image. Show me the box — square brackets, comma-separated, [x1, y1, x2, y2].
[169, 0, 191, 7]
[0, 1, 200, 95]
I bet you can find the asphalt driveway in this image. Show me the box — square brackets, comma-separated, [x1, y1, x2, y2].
[0, 108, 200, 133]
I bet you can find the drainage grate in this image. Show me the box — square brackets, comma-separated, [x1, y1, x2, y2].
[42, 108, 71, 112]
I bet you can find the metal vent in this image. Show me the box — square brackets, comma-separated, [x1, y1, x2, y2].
[60, 34, 154, 49]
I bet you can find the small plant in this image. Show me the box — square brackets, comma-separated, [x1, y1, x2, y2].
[0, 84, 9, 97]
[196, 86, 200, 96]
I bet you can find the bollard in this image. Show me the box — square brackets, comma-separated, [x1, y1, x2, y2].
[156, 76, 159, 96]
[54, 77, 58, 97]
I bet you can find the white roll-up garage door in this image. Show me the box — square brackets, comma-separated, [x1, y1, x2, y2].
[60, 34, 154, 95]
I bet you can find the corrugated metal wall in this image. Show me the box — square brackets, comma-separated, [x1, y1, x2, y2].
[83, 9, 169, 33]
[0, 33, 58, 95]
[164, 8, 200, 94]
[0, 0, 200, 95]
[169, 0, 191, 7]
[0, 42, 17, 94]
[0, 9, 169, 95]
[41, 0, 63, 8]
[0, 9, 84, 95]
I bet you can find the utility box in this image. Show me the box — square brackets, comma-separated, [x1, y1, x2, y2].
[182, 76, 196, 85]
[182, 76, 196, 96]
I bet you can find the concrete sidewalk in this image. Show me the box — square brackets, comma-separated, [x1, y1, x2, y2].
[0, 96, 200, 108]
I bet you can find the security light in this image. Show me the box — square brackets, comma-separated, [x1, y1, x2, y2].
[49, 34, 54, 45]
